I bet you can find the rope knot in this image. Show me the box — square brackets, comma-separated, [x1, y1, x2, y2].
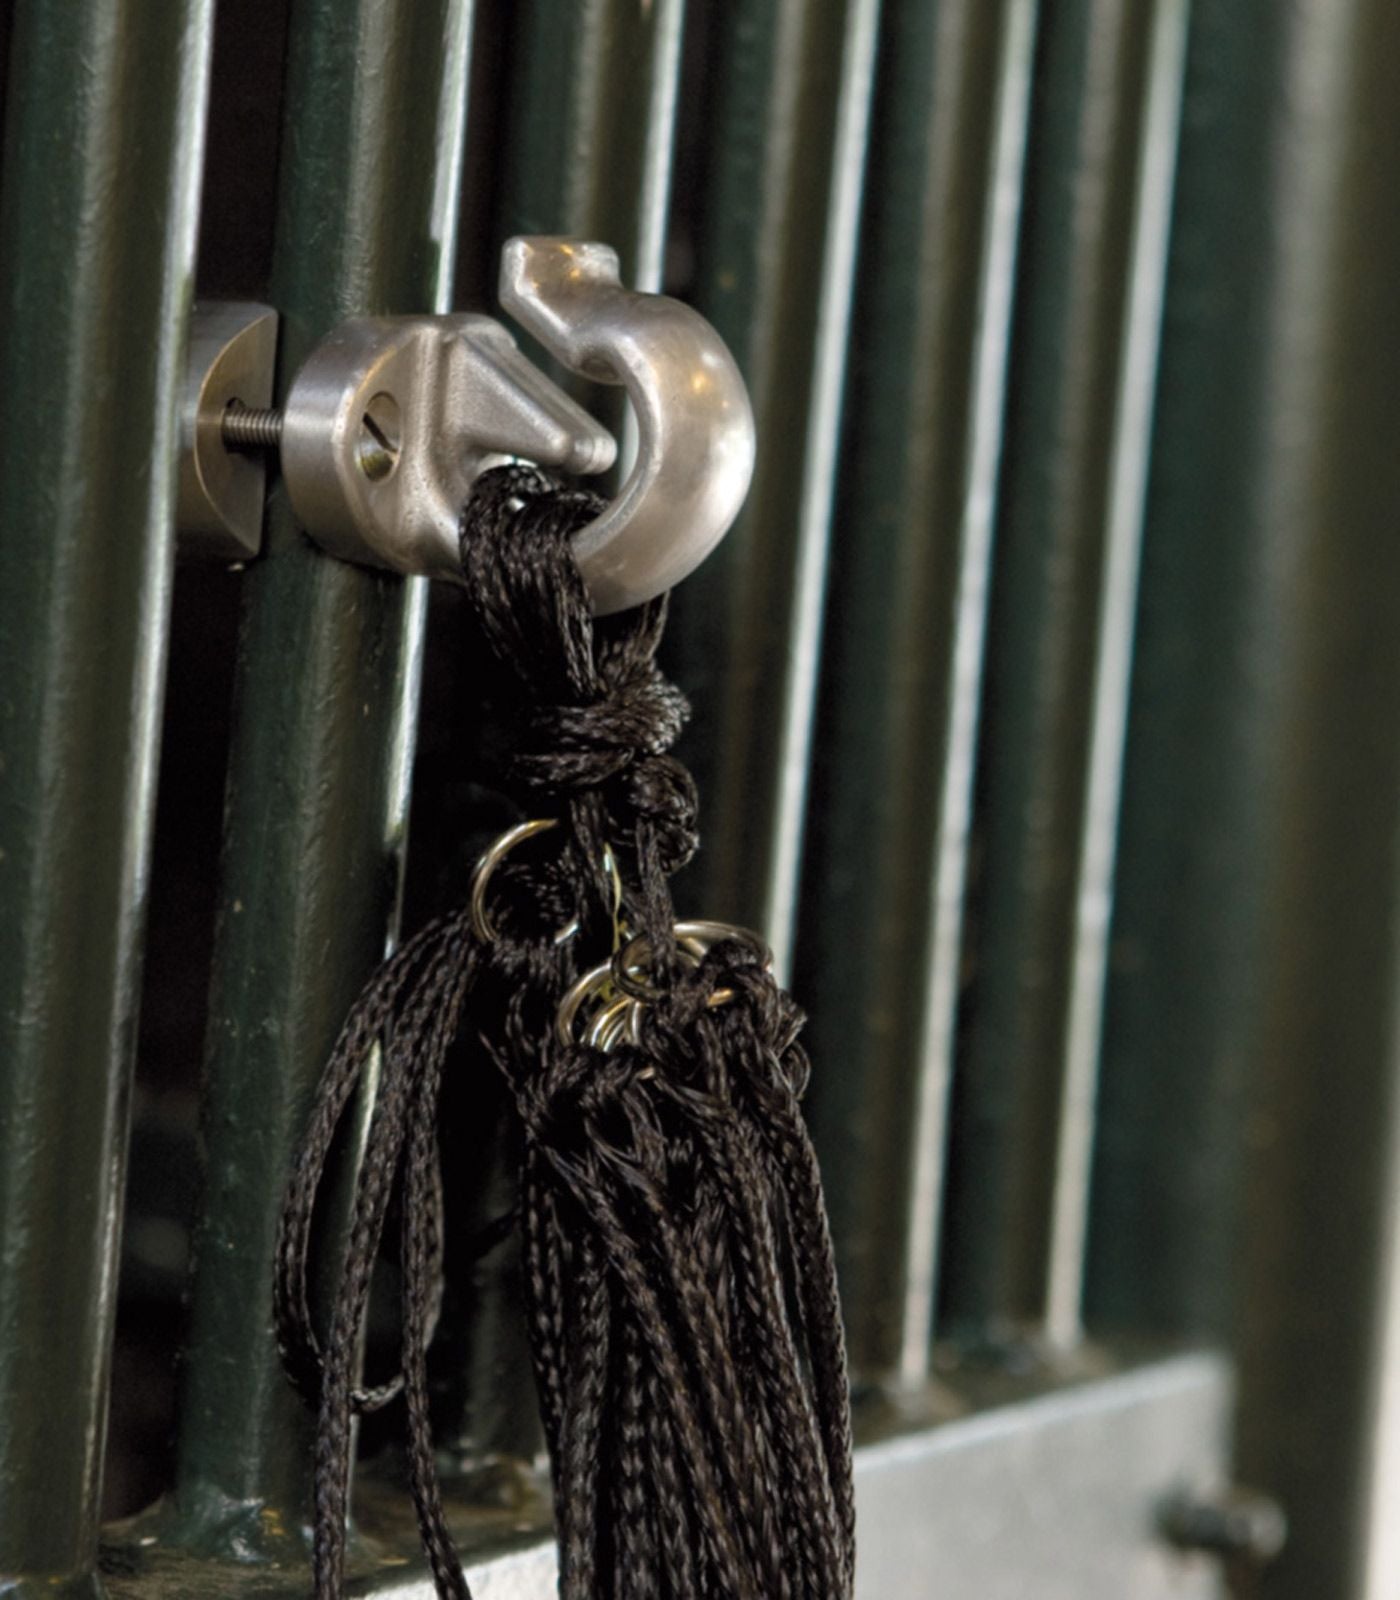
[511, 665, 691, 793]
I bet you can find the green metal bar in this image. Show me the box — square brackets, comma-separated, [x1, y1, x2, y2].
[165, 0, 472, 1557]
[793, 0, 1037, 1388]
[662, 0, 880, 978]
[1084, 0, 1293, 1350]
[1087, 0, 1400, 1594]
[493, 0, 684, 293]
[0, 1, 213, 1594]
[425, 0, 688, 1467]
[936, 0, 1188, 1347]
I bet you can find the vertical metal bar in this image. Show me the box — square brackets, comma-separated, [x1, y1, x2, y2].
[429, 0, 687, 1466]
[935, 0, 1188, 1346]
[794, 0, 1037, 1388]
[663, 0, 880, 980]
[1088, 0, 1400, 1594]
[493, 0, 684, 294]
[168, 0, 471, 1555]
[1043, 0, 1188, 1347]
[1083, 0, 1294, 1351]
[0, 0, 213, 1591]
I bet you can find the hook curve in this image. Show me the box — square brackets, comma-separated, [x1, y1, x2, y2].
[500, 237, 756, 616]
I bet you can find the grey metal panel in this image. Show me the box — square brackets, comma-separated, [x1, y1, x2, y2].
[101, 1354, 1230, 1599]
[853, 1354, 1228, 1599]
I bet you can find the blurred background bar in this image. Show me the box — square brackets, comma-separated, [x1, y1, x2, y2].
[795, 0, 1038, 1388]
[938, 0, 1187, 1349]
[0, 0, 214, 1592]
[1086, 0, 1400, 1594]
[167, 0, 472, 1556]
[663, 0, 880, 980]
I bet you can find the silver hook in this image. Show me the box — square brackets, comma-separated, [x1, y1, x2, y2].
[177, 239, 753, 614]
[500, 237, 755, 615]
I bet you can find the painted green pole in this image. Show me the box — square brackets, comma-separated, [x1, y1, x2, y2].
[167, 0, 472, 1557]
[0, 1, 214, 1593]
[939, 0, 1188, 1347]
[1088, 1, 1400, 1593]
[426, 0, 688, 1466]
[665, 0, 881, 981]
[794, 0, 1037, 1387]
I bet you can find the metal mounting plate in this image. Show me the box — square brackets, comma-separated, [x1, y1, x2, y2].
[176, 303, 278, 561]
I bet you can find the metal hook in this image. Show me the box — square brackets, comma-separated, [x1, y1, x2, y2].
[501, 237, 756, 615]
[177, 239, 754, 614]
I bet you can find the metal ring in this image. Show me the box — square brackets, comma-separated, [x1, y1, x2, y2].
[471, 821, 623, 947]
[612, 920, 771, 1000]
[555, 958, 625, 1046]
[587, 995, 638, 1053]
[470, 819, 574, 944]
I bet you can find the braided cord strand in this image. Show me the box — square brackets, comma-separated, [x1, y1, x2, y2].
[274, 464, 855, 1598]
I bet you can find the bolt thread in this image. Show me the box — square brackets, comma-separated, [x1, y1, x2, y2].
[222, 403, 283, 451]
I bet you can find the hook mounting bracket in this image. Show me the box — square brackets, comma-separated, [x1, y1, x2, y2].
[176, 237, 754, 612]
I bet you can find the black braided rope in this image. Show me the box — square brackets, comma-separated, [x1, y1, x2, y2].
[274, 463, 855, 1599]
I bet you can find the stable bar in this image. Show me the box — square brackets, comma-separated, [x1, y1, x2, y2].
[937, 0, 1187, 1346]
[419, 0, 688, 1466]
[0, 1, 214, 1593]
[793, 0, 1037, 1387]
[663, 0, 881, 978]
[1088, 0, 1400, 1594]
[165, 0, 472, 1556]
[492, 0, 684, 294]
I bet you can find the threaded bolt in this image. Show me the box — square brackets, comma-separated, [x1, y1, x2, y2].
[221, 400, 283, 452]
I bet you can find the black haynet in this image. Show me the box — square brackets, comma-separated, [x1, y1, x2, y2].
[274, 464, 855, 1600]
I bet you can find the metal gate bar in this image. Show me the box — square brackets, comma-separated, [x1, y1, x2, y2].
[795, 0, 1038, 1387]
[167, 0, 472, 1556]
[940, 0, 1188, 1347]
[1088, 0, 1400, 1593]
[491, 0, 684, 300]
[664, 0, 880, 977]
[0, 1, 214, 1592]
